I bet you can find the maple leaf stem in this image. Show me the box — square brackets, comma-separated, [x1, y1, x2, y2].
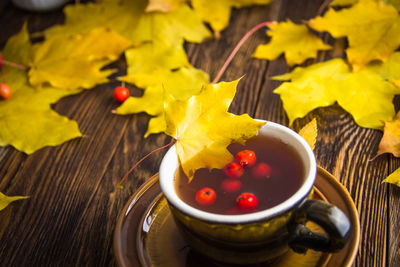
[118, 139, 176, 188]
[2, 59, 29, 70]
[212, 21, 273, 84]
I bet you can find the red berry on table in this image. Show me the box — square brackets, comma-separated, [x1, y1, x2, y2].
[113, 86, 129, 102]
[0, 83, 11, 100]
[236, 192, 258, 211]
[236, 150, 257, 167]
[223, 162, 244, 179]
[252, 162, 272, 179]
[195, 187, 216, 206]
[221, 179, 242, 193]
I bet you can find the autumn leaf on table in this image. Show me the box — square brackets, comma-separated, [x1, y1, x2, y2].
[274, 58, 400, 129]
[163, 79, 265, 180]
[309, 0, 400, 71]
[367, 52, 400, 88]
[376, 111, 400, 157]
[120, 41, 189, 88]
[44, 0, 210, 47]
[0, 25, 82, 153]
[384, 167, 400, 187]
[192, 0, 272, 36]
[331, 0, 400, 11]
[0, 192, 29, 211]
[298, 118, 317, 150]
[29, 27, 132, 90]
[117, 67, 210, 136]
[43, 0, 146, 42]
[253, 20, 331, 66]
[145, 0, 186, 12]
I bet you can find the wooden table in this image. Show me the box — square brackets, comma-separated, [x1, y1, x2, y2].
[0, 0, 398, 266]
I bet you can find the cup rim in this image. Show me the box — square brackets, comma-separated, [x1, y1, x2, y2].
[159, 121, 317, 224]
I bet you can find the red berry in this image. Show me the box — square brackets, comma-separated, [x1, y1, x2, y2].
[113, 86, 129, 102]
[0, 54, 3, 68]
[195, 187, 216, 206]
[223, 162, 244, 179]
[236, 192, 258, 211]
[252, 162, 271, 179]
[236, 150, 257, 167]
[0, 83, 11, 100]
[221, 179, 242, 193]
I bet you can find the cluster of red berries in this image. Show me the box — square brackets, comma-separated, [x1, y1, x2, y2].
[195, 149, 272, 212]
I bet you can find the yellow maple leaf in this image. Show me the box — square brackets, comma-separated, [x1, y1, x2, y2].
[44, 1, 210, 46]
[383, 167, 400, 187]
[116, 67, 210, 137]
[298, 118, 317, 150]
[145, 0, 186, 12]
[192, 0, 272, 36]
[309, 0, 400, 71]
[29, 27, 132, 90]
[253, 20, 331, 66]
[120, 42, 189, 88]
[0, 192, 29, 211]
[164, 79, 266, 180]
[274, 58, 400, 129]
[331, 0, 400, 11]
[42, 0, 146, 42]
[367, 52, 400, 88]
[1, 25, 82, 153]
[377, 111, 400, 157]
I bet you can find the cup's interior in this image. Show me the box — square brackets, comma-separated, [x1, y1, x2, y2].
[159, 121, 316, 224]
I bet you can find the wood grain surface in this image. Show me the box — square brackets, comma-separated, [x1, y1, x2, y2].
[0, 0, 398, 266]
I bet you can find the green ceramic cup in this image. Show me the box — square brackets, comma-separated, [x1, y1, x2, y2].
[159, 121, 350, 265]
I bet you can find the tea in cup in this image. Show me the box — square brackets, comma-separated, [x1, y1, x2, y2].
[159, 121, 350, 265]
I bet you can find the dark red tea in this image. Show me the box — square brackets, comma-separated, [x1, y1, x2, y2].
[175, 134, 305, 215]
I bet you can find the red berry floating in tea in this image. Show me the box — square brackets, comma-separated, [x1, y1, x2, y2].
[221, 179, 242, 193]
[223, 162, 244, 179]
[252, 162, 272, 179]
[236, 192, 258, 211]
[236, 150, 256, 167]
[195, 187, 216, 206]
[113, 86, 130, 102]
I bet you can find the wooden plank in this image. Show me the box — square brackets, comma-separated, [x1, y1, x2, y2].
[0, 0, 394, 266]
[389, 157, 400, 266]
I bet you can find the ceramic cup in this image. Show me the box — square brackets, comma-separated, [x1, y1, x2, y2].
[159, 121, 351, 265]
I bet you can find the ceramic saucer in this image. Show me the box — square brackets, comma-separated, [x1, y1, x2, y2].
[114, 167, 360, 267]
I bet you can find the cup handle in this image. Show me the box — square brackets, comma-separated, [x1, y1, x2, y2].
[288, 199, 351, 253]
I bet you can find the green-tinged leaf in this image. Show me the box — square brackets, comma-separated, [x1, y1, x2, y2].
[309, 0, 400, 70]
[0, 192, 29, 211]
[298, 118, 317, 150]
[274, 58, 400, 129]
[384, 167, 400, 187]
[368, 52, 400, 88]
[192, 0, 272, 35]
[0, 25, 82, 153]
[164, 79, 266, 180]
[29, 27, 132, 90]
[253, 20, 331, 66]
